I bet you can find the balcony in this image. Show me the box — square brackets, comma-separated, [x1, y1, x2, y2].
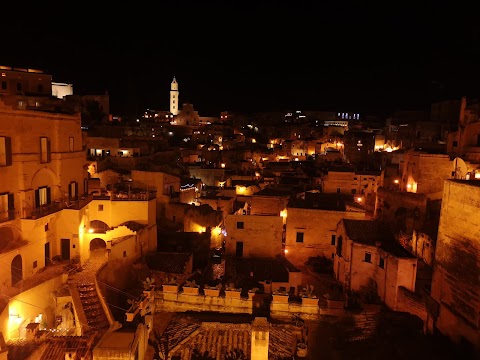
[92, 190, 157, 201]
[22, 194, 93, 220]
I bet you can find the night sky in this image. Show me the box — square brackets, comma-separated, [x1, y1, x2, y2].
[2, 2, 480, 118]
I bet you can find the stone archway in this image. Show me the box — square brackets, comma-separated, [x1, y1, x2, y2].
[11, 254, 22, 286]
[90, 238, 107, 251]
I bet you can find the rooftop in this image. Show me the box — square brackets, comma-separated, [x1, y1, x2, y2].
[145, 252, 192, 274]
[231, 256, 300, 283]
[342, 219, 414, 258]
[253, 187, 292, 198]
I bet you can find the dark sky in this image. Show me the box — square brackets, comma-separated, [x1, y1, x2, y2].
[2, 1, 480, 118]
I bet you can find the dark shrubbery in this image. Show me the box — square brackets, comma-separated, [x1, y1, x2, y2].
[305, 256, 333, 274]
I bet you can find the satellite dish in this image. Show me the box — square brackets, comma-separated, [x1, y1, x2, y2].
[452, 157, 468, 179]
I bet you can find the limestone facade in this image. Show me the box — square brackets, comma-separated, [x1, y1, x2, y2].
[430, 180, 480, 352]
[224, 214, 283, 258]
[284, 206, 365, 267]
[334, 219, 417, 310]
[401, 149, 454, 200]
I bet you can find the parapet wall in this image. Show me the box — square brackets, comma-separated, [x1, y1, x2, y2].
[154, 292, 254, 314]
[395, 286, 427, 331]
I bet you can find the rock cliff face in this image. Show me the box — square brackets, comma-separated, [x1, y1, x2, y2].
[431, 180, 480, 349]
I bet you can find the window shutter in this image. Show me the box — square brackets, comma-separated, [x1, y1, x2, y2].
[75, 182, 79, 200]
[5, 137, 12, 166]
[47, 139, 51, 162]
[68, 183, 72, 200]
[7, 193, 14, 220]
[8, 193, 14, 210]
[35, 190, 40, 208]
[46, 187, 51, 204]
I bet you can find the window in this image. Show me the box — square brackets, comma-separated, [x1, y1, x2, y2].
[38, 84, 44, 93]
[452, 140, 458, 148]
[379, 257, 385, 269]
[1, 81, 6, 90]
[117, 151, 123, 156]
[236, 221, 244, 229]
[33, 261, 37, 269]
[336, 187, 341, 193]
[98, 204, 104, 211]
[296, 232, 304, 243]
[69, 137, 74, 152]
[40, 137, 51, 163]
[351, 189, 356, 194]
[354, 177, 357, 180]
[45, 223, 49, 231]
[331, 234, 336, 245]
[123, 251, 127, 258]
[0, 192, 14, 222]
[69, 181, 78, 200]
[35, 186, 51, 208]
[16, 82, 22, 91]
[0, 136, 12, 166]
[364, 252, 372, 263]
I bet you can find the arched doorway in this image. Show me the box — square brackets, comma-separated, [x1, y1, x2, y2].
[90, 238, 107, 251]
[11, 254, 22, 286]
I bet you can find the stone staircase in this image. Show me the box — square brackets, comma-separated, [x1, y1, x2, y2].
[67, 251, 111, 334]
[77, 282, 109, 330]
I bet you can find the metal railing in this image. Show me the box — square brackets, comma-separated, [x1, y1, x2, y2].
[23, 194, 93, 219]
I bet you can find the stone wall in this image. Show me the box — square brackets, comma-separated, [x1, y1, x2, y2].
[374, 187, 426, 234]
[155, 292, 254, 314]
[395, 286, 427, 330]
[430, 180, 480, 350]
[285, 207, 365, 267]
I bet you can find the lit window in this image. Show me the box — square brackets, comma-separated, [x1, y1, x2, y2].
[40, 137, 51, 163]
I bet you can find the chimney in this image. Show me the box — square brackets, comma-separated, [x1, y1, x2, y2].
[251, 317, 270, 360]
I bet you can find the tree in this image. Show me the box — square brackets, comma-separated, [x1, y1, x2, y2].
[81, 99, 106, 125]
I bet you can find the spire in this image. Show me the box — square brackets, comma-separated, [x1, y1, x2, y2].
[172, 76, 177, 84]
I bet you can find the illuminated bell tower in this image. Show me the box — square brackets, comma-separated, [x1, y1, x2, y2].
[170, 76, 179, 116]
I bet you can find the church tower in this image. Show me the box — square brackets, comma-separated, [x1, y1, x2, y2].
[170, 77, 179, 115]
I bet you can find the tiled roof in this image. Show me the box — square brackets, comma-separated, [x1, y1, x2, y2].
[39, 335, 94, 360]
[145, 252, 192, 274]
[167, 315, 296, 360]
[289, 193, 356, 211]
[253, 187, 292, 197]
[342, 219, 414, 258]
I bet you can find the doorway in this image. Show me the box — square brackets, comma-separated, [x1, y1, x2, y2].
[11, 254, 22, 286]
[236, 241, 244, 257]
[61, 239, 70, 260]
[45, 242, 50, 265]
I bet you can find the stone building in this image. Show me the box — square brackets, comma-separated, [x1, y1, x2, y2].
[224, 214, 283, 258]
[401, 149, 454, 200]
[334, 219, 417, 310]
[429, 180, 480, 355]
[250, 188, 292, 216]
[131, 169, 181, 218]
[284, 193, 366, 267]
[0, 95, 158, 343]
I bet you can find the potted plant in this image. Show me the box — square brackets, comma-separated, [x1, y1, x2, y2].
[301, 285, 319, 307]
[143, 277, 156, 297]
[182, 280, 200, 295]
[225, 283, 241, 299]
[272, 289, 289, 303]
[126, 298, 140, 322]
[296, 342, 308, 358]
[247, 287, 259, 300]
[204, 283, 222, 297]
[162, 276, 179, 293]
